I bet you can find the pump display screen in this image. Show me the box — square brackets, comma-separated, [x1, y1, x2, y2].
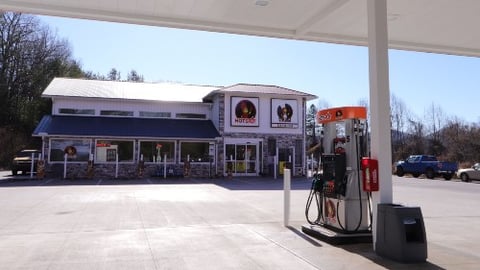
[322, 155, 336, 180]
[322, 154, 347, 196]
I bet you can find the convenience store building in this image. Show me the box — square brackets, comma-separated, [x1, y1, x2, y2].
[33, 77, 316, 178]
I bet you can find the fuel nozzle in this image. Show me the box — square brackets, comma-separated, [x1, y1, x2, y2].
[312, 173, 325, 192]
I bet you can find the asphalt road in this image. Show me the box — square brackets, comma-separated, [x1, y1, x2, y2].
[393, 174, 480, 191]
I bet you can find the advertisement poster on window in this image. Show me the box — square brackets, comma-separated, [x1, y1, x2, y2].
[50, 139, 91, 161]
[271, 99, 299, 128]
[231, 97, 259, 127]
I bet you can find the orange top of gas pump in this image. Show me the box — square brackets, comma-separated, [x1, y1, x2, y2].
[316, 106, 367, 124]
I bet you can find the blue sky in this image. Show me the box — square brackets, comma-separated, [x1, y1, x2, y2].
[40, 15, 480, 124]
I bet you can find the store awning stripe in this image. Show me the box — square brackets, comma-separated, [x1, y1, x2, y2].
[33, 115, 220, 139]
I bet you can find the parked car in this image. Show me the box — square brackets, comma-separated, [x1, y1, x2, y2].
[11, 149, 41, 176]
[457, 163, 480, 182]
[395, 155, 458, 180]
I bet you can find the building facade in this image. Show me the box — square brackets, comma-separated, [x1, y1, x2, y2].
[33, 78, 317, 179]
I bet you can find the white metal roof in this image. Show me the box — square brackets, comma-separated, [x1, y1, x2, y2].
[1, 0, 479, 57]
[204, 83, 317, 101]
[43, 78, 219, 103]
[43, 78, 316, 102]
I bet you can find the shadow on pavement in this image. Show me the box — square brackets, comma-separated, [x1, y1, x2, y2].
[340, 244, 446, 270]
[287, 225, 323, 247]
[213, 177, 312, 190]
[0, 174, 312, 190]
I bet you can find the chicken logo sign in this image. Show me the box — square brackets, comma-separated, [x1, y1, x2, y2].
[231, 97, 259, 126]
[277, 103, 293, 122]
[271, 99, 298, 128]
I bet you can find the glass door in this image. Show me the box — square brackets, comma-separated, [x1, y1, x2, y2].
[246, 144, 256, 173]
[225, 144, 236, 174]
[225, 143, 258, 176]
[236, 144, 246, 173]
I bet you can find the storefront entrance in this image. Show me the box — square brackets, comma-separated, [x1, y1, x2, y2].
[225, 141, 259, 176]
[277, 147, 295, 175]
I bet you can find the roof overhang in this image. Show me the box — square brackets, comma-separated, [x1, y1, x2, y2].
[203, 83, 317, 102]
[33, 115, 221, 139]
[1, 0, 479, 57]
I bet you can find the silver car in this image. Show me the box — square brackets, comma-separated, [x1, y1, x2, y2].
[457, 163, 480, 182]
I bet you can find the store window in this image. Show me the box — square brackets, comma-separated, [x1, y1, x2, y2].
[58, 108, 95, 115]
[95, 140, 134, 162]
[139, 141, 175, 163]
[225, 144, 235, 172]
[181, 142, 209, 162]
[50, 139, 91, 162]
[176, 113, 206, 119]
[139, 111, 171, 118]
[100, 110, 134, 117]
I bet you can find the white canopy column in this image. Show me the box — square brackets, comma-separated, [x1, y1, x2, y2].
[367, 0, 393, 247]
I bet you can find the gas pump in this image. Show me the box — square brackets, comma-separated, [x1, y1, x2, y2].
[303, 106, 375, 243]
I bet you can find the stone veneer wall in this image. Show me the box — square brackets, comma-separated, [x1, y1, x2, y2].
[46, 162, 214, 179]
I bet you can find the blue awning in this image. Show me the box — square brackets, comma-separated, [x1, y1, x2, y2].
[33, 115, 220, 139]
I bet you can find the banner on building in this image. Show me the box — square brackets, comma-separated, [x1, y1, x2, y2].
[271, 99, 298, 128]
[50, 139, 91, 161]
[231, 97, 259, 127]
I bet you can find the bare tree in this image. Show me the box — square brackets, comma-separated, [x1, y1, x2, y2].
[424, 102, 446, 156]
[0, 12, 82, 166]
[390, 94, 411, 160]
[405, 117, 426, 155]
[357, 98, 368, 108]
[308, 94, 479, 165]
[0, 13, 78, 127]
[316, 99, 330, 110]
[441, 118, 480, 164]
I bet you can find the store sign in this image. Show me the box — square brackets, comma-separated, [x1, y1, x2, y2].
[316, 106, 367, 124]
[231, 97, 259, 127]
[271, 99, 298, 128]
[96, 143, 111, 147]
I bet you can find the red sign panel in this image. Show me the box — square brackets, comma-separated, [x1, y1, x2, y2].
[317, 106, 367, 124]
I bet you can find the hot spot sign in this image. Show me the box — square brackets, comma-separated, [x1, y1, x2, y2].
[231, 97, 259, 127]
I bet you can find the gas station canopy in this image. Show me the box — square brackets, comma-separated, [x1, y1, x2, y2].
[1, 0, 479, 57]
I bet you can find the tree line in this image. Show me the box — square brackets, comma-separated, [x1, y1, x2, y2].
[0, 12, 143, 167]
[390, 94, 480, 167]
[307, 95, 480, 168]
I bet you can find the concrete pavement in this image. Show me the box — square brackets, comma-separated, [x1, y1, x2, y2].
[0, 174, 479, 269]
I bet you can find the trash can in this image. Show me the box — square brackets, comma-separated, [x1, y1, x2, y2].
[376, 204, 427, 263]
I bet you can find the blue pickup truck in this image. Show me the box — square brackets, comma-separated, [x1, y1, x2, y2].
[395, 155, 458, 180]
